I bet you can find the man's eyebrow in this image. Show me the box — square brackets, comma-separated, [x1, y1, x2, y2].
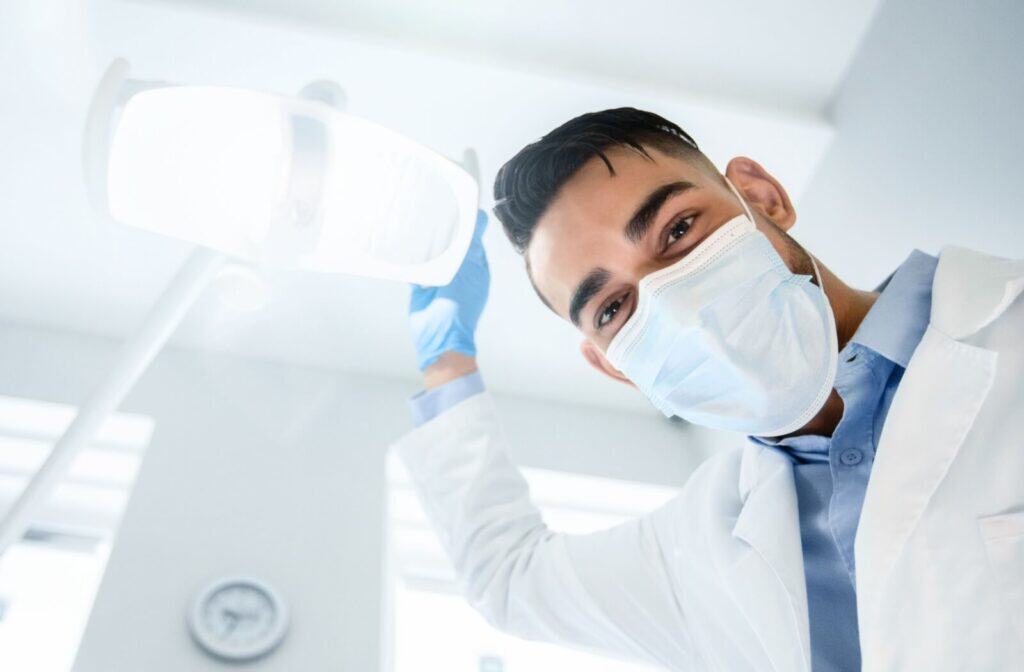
[569, 267, 611, 327]
[624, 181, 696, 244]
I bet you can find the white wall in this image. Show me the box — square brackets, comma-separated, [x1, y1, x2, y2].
[0, 321, 722, 671]
[798, 0, 1024, 288]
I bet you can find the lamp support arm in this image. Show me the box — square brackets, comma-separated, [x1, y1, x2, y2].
[0, 246, 226, 556]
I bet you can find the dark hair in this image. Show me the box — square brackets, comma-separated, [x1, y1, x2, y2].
[492, 107, 701, 254]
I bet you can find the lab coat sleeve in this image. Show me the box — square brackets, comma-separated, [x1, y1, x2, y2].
[392, 391, 694, 667]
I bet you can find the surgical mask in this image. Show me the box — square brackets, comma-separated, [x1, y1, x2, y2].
[605, 180, 838, 437]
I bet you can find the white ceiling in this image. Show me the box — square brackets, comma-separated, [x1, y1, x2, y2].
[175, 0, 881, 116]
[0, 0, 878, 413]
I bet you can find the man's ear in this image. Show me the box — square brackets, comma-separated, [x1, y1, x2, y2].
[580, 340, 634, 387]
[724, 157, 796, 231]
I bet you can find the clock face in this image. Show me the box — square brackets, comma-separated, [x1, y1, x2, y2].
[188, 577, 288, 662]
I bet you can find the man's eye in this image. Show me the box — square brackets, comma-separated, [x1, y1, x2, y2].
[597, 296, 625, 328]
[666, 215, 695, 246]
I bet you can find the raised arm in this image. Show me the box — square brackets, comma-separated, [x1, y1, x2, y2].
[399, 211, 692, 666]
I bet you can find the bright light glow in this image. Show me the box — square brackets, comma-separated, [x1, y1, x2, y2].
[0, 540, 111, 672]
[0, 394, 153, 532]
[107, 86, 477, 285]
[0, 395, 153, 449]
[0, 396, 153, 672]
[108, 87, 283, 259]
[393, 582, 662, 672]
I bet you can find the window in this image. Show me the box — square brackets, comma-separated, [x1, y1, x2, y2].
[387, 454, 678, 672]
[0, 395, 153, 671]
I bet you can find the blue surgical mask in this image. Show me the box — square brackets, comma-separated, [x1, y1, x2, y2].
[605, 180, 838, 436]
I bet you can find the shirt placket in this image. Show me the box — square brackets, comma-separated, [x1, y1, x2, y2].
[827, 345, 880, 581]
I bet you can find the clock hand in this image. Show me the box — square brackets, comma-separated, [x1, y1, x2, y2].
[222, 611, 239, 637]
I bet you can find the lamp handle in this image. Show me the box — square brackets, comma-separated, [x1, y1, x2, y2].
[82, 58, 131, 215]
[82, 58, 173, 218]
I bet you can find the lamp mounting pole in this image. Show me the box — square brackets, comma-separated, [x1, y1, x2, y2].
[0, 246, 226, 556]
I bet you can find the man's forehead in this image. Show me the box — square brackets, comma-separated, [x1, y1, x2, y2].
[547, 146, 671, 220]
[526, 147, 701, 317]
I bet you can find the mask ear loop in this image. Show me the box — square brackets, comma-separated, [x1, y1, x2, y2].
[724, 174, 826, 286]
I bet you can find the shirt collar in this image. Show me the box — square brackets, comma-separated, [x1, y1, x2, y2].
[848, 249, 938, 368]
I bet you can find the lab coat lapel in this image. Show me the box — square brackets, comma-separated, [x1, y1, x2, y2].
[855, 325, 996, 618]
[856, 246, 1019, 620]
[727, 444, 811, 672]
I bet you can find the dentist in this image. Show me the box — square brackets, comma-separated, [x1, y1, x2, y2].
[395, 108, 1024, 671]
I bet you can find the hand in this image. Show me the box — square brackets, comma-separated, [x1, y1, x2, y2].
[409, 210, 490, 372]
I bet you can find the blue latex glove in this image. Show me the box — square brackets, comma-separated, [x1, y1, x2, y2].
[409, 210, 490, 370]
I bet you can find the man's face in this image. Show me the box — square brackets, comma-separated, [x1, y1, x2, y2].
[526, 145, 808, 364]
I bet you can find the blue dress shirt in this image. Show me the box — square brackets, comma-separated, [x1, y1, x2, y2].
[750, 250, 937, 671]
[409, 251, 939, 672]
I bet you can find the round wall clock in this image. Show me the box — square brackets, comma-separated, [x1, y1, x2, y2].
[188, 576, 289, 662]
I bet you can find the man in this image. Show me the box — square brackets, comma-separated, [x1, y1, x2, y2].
[396, 108, 1024, 671]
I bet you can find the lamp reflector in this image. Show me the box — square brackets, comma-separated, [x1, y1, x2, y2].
[107, 86, 477, 285]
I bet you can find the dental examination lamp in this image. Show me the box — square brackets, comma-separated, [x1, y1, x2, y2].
[0, 59, 479, 555]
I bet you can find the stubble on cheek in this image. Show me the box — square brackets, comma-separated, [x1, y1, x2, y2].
[763, 220, 815, 278]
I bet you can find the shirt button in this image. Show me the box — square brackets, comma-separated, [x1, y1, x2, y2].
[840, 448, 864, 466]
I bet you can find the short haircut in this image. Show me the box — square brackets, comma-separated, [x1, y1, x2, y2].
[493, 107, 702, 255]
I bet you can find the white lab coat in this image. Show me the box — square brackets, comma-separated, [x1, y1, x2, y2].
[392, 246, 1024, 671]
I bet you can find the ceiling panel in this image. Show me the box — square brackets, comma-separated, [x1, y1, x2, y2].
[172, 0, 882, 115]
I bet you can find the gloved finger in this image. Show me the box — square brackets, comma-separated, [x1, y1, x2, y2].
[409, 210, 488, 288]
[471, 209, 488, 244]
[409, 284, 442, 304]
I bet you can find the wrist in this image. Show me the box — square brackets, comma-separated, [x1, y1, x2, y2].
[423, 352, 478, 390]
